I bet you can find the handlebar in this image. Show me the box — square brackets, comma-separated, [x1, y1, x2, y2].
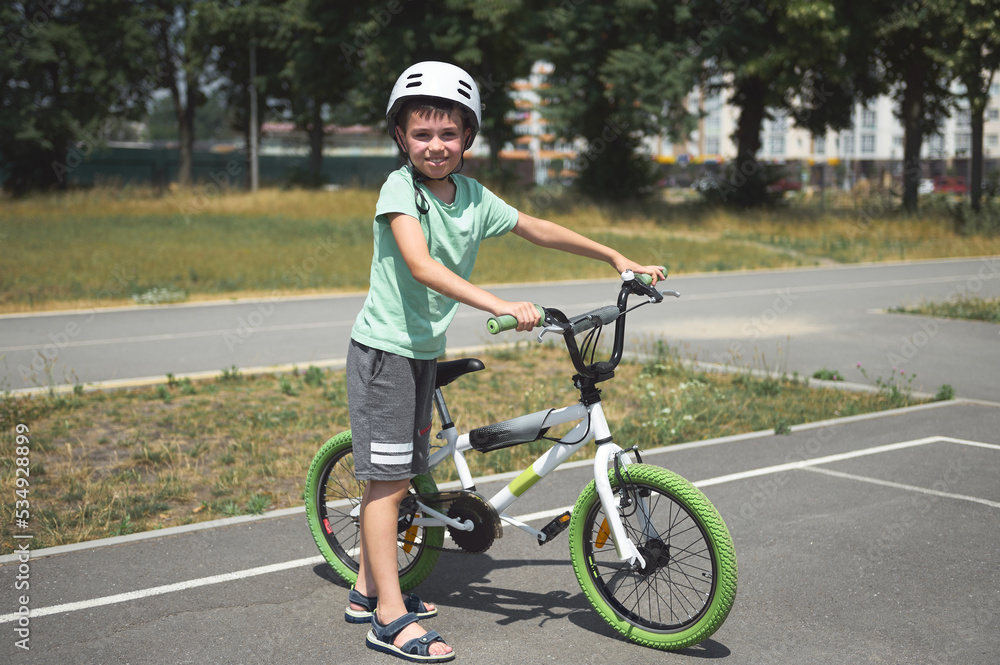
[484, 269, 677, 383]
[486, 272, 663, 335]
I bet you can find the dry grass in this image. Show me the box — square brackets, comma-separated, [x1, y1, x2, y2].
[0, 342, 929, 553]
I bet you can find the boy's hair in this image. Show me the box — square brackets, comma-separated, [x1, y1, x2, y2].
[395, 97, 471, 137]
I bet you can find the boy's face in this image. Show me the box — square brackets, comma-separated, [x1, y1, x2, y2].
[398, 108, 470, 180]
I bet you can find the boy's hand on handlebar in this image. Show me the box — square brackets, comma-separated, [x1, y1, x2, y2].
[495, 301, 542, 332]
[619, 261, 666, 286]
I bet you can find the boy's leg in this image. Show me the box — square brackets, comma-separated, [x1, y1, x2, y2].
[350, 483, 438, 616]
[360, 479, 451, 657]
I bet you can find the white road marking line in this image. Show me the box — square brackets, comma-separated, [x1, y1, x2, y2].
[2, 435, 994, 625]
[692, 437, 943, 488]
[0, 556, 325, 623]
[0, 321, 351, 353]
[803, 466, 1000, 509]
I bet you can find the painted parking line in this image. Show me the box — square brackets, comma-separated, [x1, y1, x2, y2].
[4, 434, 995, 625]
[803, 466, 1000, 509]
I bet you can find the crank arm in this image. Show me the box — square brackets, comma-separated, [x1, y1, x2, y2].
[413, 500, 474, 531]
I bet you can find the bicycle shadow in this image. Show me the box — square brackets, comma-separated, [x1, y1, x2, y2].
[312, 552, 731, 658]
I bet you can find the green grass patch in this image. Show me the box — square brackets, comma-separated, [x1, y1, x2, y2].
[1, 346, 928, 553]
[890, 295, 1000, 324]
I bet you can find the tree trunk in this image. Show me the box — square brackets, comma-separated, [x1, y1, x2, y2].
[308, 100, 324, 186]
[177, 96, 194, 188]
[900, 58, 927, 213]
[971, 107, 984, 213]
[730, 76, 767, 206]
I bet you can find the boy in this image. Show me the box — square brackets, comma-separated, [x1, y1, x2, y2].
[348, 61, 664, 662]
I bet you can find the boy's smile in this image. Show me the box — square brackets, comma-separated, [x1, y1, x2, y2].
[400, 109, 469, 182]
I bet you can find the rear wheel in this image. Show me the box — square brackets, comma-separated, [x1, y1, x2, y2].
[568, 463, 737, 650]
[304, 431, 444, 591]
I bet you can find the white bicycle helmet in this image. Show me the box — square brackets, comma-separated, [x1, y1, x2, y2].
[386, 61, 482, 150]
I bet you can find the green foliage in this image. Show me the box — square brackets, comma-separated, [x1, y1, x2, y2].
[812, 368, 844, 382]
[934, 384, 955, 401]
[538, 1, 697, 202]
[0, 1, 157, 193]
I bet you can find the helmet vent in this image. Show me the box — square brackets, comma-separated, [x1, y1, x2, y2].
[456, 88, 471, 99]
[458, 79, 472, 89]
[405, 81, 422, 89]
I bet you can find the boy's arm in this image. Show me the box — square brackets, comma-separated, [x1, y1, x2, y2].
[511, 211, 666, 284]
[388, 213, 541, 331]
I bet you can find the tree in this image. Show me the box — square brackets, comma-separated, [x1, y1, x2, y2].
[1, 1, 156, 194]
[195, 0, 294, 185]
[141, 1, 221, 188]
[693, 0, 881, 206]
[871, 0, 958, 212]
[951, 0, 1000, 212]
[278, 0, 370, 186]
[538, 0, 698, 202]
[331, 0, 537, 183]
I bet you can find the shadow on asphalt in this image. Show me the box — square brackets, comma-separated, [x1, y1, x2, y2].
[312, 553, 733, 658]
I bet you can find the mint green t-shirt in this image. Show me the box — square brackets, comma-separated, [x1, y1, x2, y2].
[351, 166, 520, 359]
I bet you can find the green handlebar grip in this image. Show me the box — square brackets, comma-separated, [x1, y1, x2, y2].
[487, 304, 546, 334]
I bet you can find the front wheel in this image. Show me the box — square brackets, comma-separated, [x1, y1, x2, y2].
[304, 431, 444, 591]
[568, 463, 737, 650]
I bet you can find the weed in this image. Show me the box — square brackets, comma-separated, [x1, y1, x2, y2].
[245, 493, 271, 515]
[856, 363, 917, 408]
[304, 366, 325, 388]
[812, 368, 844, 381]
[220, 365, 241, 382]
[279, 375, 299, 396]
[934, 384, 955, 401]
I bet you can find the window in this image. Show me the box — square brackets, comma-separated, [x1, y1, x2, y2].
[861, 134, 876, 154]
[893, 135, 903, 148]
[987, 134, 998, 148]
[815, 136, 826, 155]
[955, 133, 972, 154]
[928, 134, 945, 156]
[705, 137, 720, 154]
[842, 133, 855, 155]
[861, 109, 877, 129]
[955, 110, 972, 128]
[988, 108, 999, 122]
[769, 135, 785, 155]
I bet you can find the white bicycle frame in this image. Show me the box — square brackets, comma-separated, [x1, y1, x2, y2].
[412, 391, 649, 569]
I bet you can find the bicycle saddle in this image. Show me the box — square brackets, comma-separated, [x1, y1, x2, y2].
[436, 358, 485, 388]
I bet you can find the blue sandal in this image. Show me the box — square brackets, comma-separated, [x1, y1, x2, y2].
[345, 587, 438, 624]
[366, 611, 454, 663]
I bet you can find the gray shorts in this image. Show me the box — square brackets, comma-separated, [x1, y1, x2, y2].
[346, 339, 438, 482]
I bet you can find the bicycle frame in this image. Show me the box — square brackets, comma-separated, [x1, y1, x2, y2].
[416, 393, 649, 568]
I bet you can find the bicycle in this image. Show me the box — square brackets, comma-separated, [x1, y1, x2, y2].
[305, 270, 737, 651]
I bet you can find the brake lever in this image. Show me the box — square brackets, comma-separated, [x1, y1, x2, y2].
[536, 323, 566, 343]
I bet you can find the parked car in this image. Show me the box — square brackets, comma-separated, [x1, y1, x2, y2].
[933, 176, 968, 194]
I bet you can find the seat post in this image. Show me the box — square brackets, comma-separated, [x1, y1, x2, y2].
[433, 388, 453, 429]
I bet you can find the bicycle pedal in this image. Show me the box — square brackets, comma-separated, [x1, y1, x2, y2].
[538, 511, 572, 545]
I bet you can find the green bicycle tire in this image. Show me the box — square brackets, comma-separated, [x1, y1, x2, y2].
[568, 463, 737, 650]
[304, 431, 444, 592]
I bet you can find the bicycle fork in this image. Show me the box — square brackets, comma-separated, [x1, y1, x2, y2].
[593, 440, 649, 570]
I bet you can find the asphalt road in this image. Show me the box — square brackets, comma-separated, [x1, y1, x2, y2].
[2, 257, 999, 664]
[2, 257, 999, 400]
[1, 399, 998, 664]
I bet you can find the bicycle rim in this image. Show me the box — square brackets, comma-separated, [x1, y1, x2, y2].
[568, 463, 737, 650]
[305, 431, 443, 591]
